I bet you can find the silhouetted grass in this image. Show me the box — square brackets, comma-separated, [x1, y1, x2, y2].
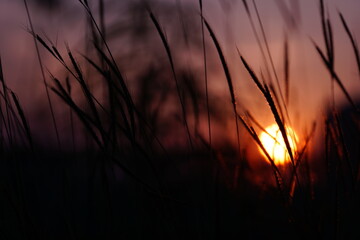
[339, 11, 360, 78]
[204, 18, 241, 161]
[23, 0, 61, 149]
[1, 0, 360, 239]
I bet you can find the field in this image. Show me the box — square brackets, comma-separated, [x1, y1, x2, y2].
[0, 0, 360, 239]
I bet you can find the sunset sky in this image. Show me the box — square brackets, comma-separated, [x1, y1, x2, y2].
[0, 0, 359, 148]
[1, 2, 360, 239]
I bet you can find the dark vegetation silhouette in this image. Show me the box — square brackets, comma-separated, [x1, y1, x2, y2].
[0, 0, 360, 239]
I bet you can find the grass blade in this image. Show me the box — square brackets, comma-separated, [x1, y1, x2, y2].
[23, 0, 61, 148]
[149, 10, 193, 149]
[237, 114, 286, 200]
[240, 55, 295, 165]
[199, 0, 212, 150]
[10, 92, 33, 149]
[313, 42, 357, 111]
[284, 35, 290, 105]
[204, 18, 241, 158]
[339, 12, 360, 78]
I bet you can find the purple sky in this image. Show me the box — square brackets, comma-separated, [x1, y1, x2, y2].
[0, 0, 359, 147]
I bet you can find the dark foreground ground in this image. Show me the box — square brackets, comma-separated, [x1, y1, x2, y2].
[1, 147, 360, 240]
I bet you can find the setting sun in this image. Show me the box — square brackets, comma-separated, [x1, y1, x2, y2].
[259, 124, 298, 165]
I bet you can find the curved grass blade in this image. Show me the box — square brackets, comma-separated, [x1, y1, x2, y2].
[149, 10, 193, 149]
[23, 0, 61, 148]
[313, 42, 358, 111]
[339, 12, 360, 78]
[199, 0, 212, 150]
[10, 92, 33, 149]
[239, 55, 295, 165]
[203, 18, 241, 157]
[237, 114, 286, 201]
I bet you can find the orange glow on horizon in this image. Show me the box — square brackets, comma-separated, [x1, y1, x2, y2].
[259, 124, 298, 165]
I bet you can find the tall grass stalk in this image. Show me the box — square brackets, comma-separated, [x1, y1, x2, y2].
[239, 55, 295, 165]
[199, 0, 212, 151]
[80, 0, 137, 140]
[0, 56, 14, 147]
[241, 0, 273, 87]
[203, 19, 241, 159]
[23, 0, 61, 149]
[313, 42, 357, 111]
[338, 11, 360, 79]
[283, 35, 290, 105]
[237, 114, 286, 200]
[252, 0, 290, 123]
[149, 11, 194, 150]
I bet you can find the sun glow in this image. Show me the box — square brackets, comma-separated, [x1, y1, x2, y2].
[259, 124, 298, 165]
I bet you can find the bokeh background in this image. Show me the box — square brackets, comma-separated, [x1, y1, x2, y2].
[1, 0, 360, 239]
[0, 0, 359, 149]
